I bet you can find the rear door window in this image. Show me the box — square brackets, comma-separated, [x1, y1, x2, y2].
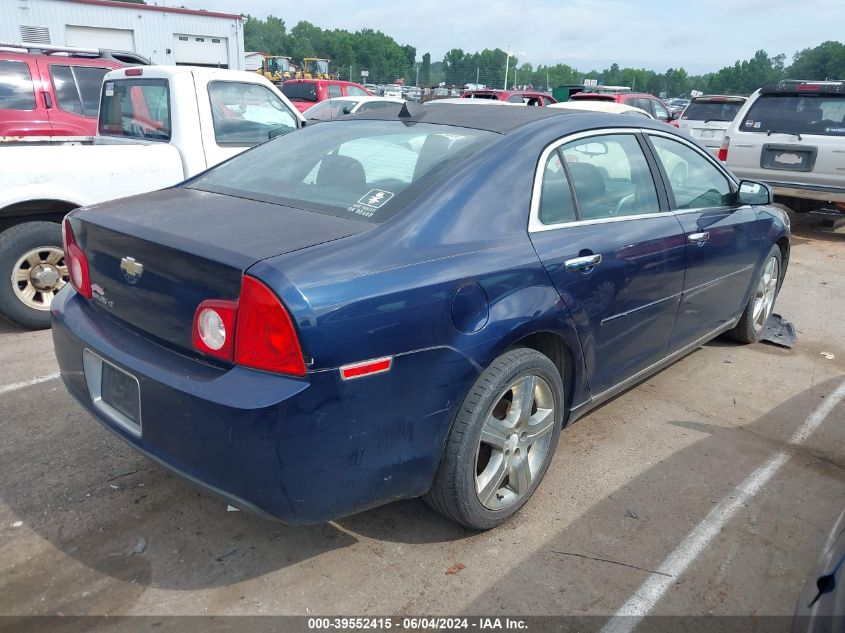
[346, 85, 368, 97]
[0, 60, 36, 110]
[328, 83, 342, 98]
[73, 66, 110, 117]
[560, 134, 660, 219]
[538, 150, 577, 224]
[741, 94, 845, 136]
[649, 135, 734, 209]
[99, 78, 171, 141]
[208, 81, 297, 145]
[281, 82, 318, 102]
[652, 100, 669, 120]
[50, 66, 83, 115]
[49, 65, 109, 117]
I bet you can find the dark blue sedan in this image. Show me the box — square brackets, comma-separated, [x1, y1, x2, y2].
[52, 104, 790, 529]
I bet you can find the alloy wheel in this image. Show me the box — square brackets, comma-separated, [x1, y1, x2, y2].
[752, 255, 779, 333]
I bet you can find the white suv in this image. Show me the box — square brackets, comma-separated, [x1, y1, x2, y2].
[723, 80, 845, 227]
[677, 95, 746, 156]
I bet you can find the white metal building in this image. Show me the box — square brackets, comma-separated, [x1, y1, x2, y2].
[1, 0, 245, 70]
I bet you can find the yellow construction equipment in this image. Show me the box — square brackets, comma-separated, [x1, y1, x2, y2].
[300, 58, 333, 80]
[257, 56, 293, 83]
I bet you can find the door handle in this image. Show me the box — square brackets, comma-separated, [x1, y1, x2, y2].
[688, 232, 709, 246]
[42, 92, 52, 109]
[565, 253, 602, 272]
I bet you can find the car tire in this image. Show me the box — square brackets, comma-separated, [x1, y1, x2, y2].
[0, 222, 66, 330]
[727, 244, 782, 344]
[424, 347, 564, 530]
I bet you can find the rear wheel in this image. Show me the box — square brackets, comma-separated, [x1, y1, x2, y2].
[0, 222, 67, 329]
[728, 245, 781, 344]
[424, 348, 563, 530]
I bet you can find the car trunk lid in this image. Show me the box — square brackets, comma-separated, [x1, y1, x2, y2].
[72, 187, 371, 355]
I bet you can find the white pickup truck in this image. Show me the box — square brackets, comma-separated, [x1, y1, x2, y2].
[0, 65, 303, 328]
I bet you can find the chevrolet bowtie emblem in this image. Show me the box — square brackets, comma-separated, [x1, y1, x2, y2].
[120, 257, 144, 285]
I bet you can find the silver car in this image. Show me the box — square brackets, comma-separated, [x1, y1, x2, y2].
[677, 95, 746, 156]
[724, 80, 845, 226]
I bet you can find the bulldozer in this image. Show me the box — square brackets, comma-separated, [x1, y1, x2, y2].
[300, 58, 333, 80]
[257, 56, 293, 83]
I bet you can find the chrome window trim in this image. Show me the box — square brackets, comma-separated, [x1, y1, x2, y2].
[529, 128, 657, 233]
[529, 127, 746, 233]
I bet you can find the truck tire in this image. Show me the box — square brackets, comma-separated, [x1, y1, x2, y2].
[0, 222, 66, 330]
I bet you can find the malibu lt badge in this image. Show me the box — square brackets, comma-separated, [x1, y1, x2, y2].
[120, 257, 144, 285]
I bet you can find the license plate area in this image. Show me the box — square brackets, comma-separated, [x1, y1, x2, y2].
[83, 349, 142, 437]
[761, 143, 817, 172]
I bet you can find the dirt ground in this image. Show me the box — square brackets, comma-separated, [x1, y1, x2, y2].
[0, 228, 843, 623]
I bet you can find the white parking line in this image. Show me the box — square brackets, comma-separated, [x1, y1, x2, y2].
[602, 379, 845, 633]
[0, 372, 61, 397]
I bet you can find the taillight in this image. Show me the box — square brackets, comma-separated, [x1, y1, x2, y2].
[192, 299, 237, 361]
[61, 217, 92, 300]
[191, 276, 306, 376]
[718, 135, 730, 162]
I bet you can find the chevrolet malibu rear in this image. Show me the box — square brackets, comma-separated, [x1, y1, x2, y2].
[52, 114, 507, 525]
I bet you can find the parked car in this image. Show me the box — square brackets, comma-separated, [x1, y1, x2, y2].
[461, 89, 556, 106]
[792, 505, 845, 631]
[280, 79, 372, 113]
[0, 65, 302, 328]
[0, 42, 150, 137]
[549, 100, 654, 119]
[724, 80, 845, 227]
[677, 95, 747, 156]
[569, 91, 673, 123]
[302, 96, 404, 121]
[665, 98, 690, 116]
[53, 104, 789, 530]
[382, 84, 403, 99]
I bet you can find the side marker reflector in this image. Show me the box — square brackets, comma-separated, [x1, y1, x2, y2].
[340, 357, 393, 380]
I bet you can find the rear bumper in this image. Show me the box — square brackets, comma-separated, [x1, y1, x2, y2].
[767, 181, 845, 205]
[52, 288, 476, 523]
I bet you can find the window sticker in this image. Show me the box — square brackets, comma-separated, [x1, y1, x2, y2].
[745, 119, 754, 127]
[104, 82, 114, 97]
[357, 189, 395, 209]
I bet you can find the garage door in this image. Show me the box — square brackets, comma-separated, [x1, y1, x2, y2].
[173, 34, 228, 68]
[66, 26, 135, 51]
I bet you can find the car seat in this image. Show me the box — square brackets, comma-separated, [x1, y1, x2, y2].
[316, 154, 367, 190]
[567, 162, 606, 219]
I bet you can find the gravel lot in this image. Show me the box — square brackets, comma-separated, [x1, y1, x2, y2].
[0, 228, 843, 621]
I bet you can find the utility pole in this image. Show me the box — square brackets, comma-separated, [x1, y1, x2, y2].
[416, 63, 419, 87]
[546, 71, 550, 92]
[476, 67, 479, 87]
[349, 64, 353, 82]
[503, 44, 510, 90]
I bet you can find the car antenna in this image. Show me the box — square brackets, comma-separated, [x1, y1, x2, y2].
[398, 101, 422, 125]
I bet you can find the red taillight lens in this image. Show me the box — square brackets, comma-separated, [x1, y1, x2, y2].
[61, 217, 92, 300]
[717, 135, 730, 162]
[235, 276, 306, 376]
[192, 299, 237, 361]
[192, 276, 306, 376]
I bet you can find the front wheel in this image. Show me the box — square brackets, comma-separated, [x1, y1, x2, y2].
[424, 348, 564, 530]
[728, 244, 782, 344]
[0, 222, 67, 329]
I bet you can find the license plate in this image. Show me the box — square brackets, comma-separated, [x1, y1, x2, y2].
[83, 349, 141, 436]
[775, 152, 803, 166]
[698, 129, 716, 139]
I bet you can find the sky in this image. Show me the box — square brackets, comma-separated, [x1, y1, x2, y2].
[162, 0, 845, 74]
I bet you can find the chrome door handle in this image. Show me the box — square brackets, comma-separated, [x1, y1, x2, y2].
[689, 232, 709, 246]
[565, 253, 602, 272]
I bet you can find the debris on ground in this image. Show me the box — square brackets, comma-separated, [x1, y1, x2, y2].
[760, 313, 797, 348]
[821, 351, 836, 360]
[130, 537, 147, 555]
[445, 563, 465, 575]
[11, 521, 22, 528]
[624, 510, 639, 519]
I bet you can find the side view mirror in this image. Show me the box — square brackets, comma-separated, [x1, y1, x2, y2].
[669, 110, 681, 121]
[737, 180, 773, 206]
[341, 106, 353, 115]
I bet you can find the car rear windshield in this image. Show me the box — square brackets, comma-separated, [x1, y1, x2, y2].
[682, 100, 744, 122]
[0, 60, 35, 111]
[741, 94, 845, 136]
[98, 78, 171, 141]
[282, 82, 318, 102]
[188, 120, 496, 223]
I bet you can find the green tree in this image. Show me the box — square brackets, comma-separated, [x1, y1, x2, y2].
[420, 52, 431, 85]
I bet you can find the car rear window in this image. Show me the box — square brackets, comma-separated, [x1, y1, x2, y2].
[0, 60, 35, 111]
[682, 100, 744, 122]
[282, 82, 318, 102]
[188, 120, 496, 223]
[99, 78, 171, 141]
[741, 94, 845, 136]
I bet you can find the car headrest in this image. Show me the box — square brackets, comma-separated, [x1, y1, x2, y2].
[316, 154, 366, 189]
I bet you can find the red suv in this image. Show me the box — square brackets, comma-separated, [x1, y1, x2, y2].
[460, 89, 556, 106]
[281, 79, 372, 113]
[0, 44, 148, 137]
[569, 91, 672, 123]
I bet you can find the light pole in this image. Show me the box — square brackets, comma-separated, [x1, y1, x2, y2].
[503, 44, 510, 91]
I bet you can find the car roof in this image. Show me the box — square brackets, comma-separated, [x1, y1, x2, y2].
[347, 102, 601, 134]
[549, 101, 654, 118]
